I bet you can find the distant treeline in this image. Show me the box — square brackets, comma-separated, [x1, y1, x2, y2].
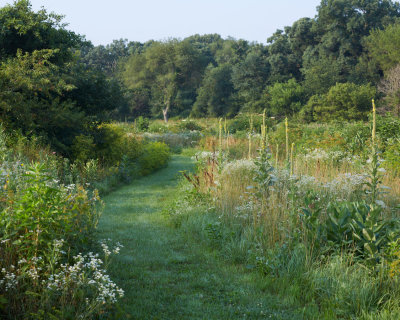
[81, 0, 400, 121]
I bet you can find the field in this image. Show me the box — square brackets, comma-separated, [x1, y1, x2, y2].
[126, 112, 400, 319]
[2, 1, 400, 318]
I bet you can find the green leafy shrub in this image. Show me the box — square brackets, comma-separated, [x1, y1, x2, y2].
[1, 163, 101, 260]
[138, 141, 170, 175]
[0, 162, 126, 318]
[95, 123, 126, 165]
[306, 83, 376, 122]
[71, 134, 96, 162]
[228, 113, 270, 134]
[178, 120, 203, 132]
[266, 78, 306, 117]
[148, 121, 169, 133]
[142, 132, 202, 153]
[134, 116, 149, 132]
[383, 138, 400, 175]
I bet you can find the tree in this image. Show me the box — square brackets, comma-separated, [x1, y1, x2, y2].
[232, 46, 270, 112]
[266, 28, 301, 83]
[0, 1, 131, 156]
[80, 39, 144, 77]
[302, 0, 400, 94]
[192, 64, 237, 117]
[0, 0, 82, 64]
[379, 64, 400, 116]
[265, 79, 306, 117]
[365, 22, 400, 73]
[121, 41, 179, 122]
[0, 49, 85, 152]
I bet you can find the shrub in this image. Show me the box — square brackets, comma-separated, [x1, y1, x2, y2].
[266, 78, 306, 117]
[228, 113, 271, 134]
[134, 116, 149, 132]
[138, 141, 170, 176]
[71, 134, 96, 162]
[0, 162, 120, 318]
[178, 120, 203, 132]
[384, 138, 400, 175]
[309, 83, 376, 121]
[95, 124, 126, 165]
[148, 121, 169, 133]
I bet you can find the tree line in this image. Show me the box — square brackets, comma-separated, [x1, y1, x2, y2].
[2, 0, 400, 158]
[95, 0, 400, 122]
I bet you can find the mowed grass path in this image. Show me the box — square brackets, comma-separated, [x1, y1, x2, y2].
[97, 156, 297, 319]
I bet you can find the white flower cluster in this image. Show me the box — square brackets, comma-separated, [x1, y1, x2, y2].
[100, 240, 124, 257]
[46, 251, 124, 304]
[275, 169, 368, 197]
[329, 173, 367, 189]
[192, 151, 219, 162]
[222, 159, 256, 177]
[0, 238, 124, 307]
[299, 148, 360, 164]
[234, 197, 259, 220]
[0, 267, 18, 291]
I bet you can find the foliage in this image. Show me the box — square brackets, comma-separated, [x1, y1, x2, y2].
[178, 120, 203, 132]
[138, 142, 170, 176]
[0, 0, 82, 63]
[365, 22, 400, 73]
[135, 116, 150, 132]
[304, 83, 376, 121]
[253, 147, 276, 200]
[0, 161, 117, 318]
[191, 64, 237, 117]
[266, 78, 306, 117]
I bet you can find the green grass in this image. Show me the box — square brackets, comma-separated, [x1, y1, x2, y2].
[96, 155, 300, 319]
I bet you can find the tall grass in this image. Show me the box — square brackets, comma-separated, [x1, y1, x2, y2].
[170, 108, 400, 318]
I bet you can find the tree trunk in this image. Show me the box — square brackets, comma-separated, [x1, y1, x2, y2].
[162, 102, 170, 123]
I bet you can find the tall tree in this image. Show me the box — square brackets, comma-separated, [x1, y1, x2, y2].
[0, 0, 82, 64]
[192, 64, 237, 117]
[302, 0, 400, 94]
[232, 45, 270, 112]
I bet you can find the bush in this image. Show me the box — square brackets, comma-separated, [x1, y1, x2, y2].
[148, 121, 169, 133]
[0, 162, 123, 318]
[178, 120, 203, 132]
[134, 116, 149, 132]
[228, 113, 271, 134]
[384, 138, 400, 175]
[138, 141, 170, 175]
[142, 132, 202, 153]
[71, 134, 96, 162]
[308, 83, 376, 122]
[95, 123, 126, 165]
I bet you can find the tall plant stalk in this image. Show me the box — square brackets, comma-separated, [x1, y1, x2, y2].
[290, 142, 295, 175]
[285, 117, 289, 161]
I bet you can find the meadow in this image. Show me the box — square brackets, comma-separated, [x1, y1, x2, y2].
[1, 107, 400, 318]
[131, 109, 400, 319]
[2, 1, 400, 318]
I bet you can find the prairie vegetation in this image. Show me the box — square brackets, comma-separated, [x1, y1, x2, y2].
[2, 0, 400, 318]
[157, 111, 400, 319]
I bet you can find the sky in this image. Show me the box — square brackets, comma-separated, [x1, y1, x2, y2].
[1, 0, 321, 46]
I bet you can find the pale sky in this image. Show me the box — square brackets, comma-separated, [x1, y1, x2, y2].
[1, 0, 321, 45]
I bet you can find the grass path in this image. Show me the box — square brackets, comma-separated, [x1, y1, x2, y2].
[96, 155, 297, 319]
